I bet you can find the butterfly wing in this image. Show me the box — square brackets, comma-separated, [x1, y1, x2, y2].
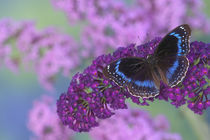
[154, 24, 191, 58]
[154, 24, 191, 86]
[103, 57, 159, 98]
[164, 56, 189, 87]
[127, 70, 160, 98]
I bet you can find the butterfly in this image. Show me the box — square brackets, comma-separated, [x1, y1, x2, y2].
[103, 24, 191, 98]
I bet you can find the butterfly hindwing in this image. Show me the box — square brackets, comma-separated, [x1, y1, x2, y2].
[103, 57, 159, 98]
[154, 24, 191, 58]
[103, 57, 144, 87]
[156, 56, 189, 87]
[167, 56, 189, 87]
[127, 78, 159, 98]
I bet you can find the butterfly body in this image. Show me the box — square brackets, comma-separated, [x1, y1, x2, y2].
[103, 24, 191, 98]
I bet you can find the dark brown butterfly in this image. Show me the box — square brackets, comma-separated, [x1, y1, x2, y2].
[103, 24, 191, 98]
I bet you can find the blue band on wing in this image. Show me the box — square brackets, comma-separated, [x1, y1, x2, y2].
[170, 32, 182, 56]
[115, 60, 156, 88]
[115, 60, 132, 82]
[166, 59, 179, 79]
[134, 80, 155, 88]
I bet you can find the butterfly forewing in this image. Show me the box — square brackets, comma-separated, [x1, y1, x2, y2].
[103, 57, 145, 87]
[155, 24, 191, 58]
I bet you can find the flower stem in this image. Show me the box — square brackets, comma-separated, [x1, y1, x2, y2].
[181, 106, 210, 140]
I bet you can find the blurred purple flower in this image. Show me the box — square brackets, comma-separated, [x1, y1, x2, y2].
[53, 0, 210, 57]
[28, 95, 74, 140]
[90, 108, 182, 140]
[57, 38, 209, 132]
[1, 0, 210, 90]
[0, 19, 80, 90]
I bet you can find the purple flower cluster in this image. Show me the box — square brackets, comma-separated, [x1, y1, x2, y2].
[28, 95, 74, 140]
[0, 19, 80, 90]
[53, 0, 210, 57]
[158, 41, 210, 114]
[90, 108, 182, 140]
[29, 95, 182, 140]
[57, 38, 209, 132]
